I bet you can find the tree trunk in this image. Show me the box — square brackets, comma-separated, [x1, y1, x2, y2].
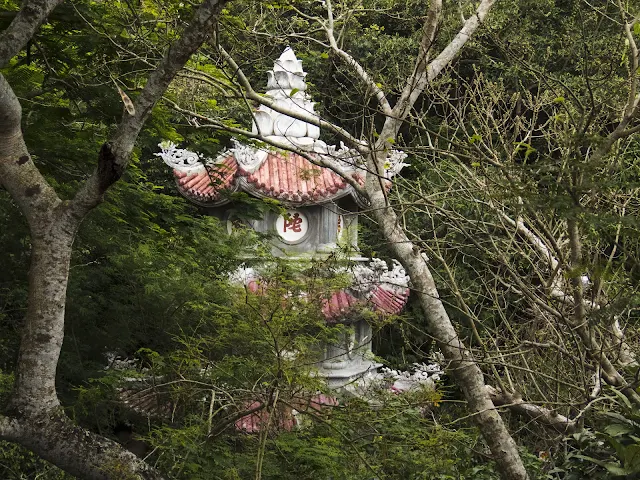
[0, 0, 226, 476]
[1, 411, 163, 480]
[12, 231, 73, 413]
[366, 154, 529, 480]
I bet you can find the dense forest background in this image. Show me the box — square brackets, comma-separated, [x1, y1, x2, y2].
[1, 0, 640, 478]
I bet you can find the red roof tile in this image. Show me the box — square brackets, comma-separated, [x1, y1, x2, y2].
[237, 269, 409, 322]
[235, 393, 338, 433]
[235, 401, 297, 433]
[320, 286, 409, 321]
[174, 155, 237, 202]
[370, 286, 410, 315]
[322, 290, 362, 321]
[242, 152, 348, 202]
[174, 152, 355, 206]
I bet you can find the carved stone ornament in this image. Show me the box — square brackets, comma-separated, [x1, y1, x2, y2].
[155, 141, 204, 174]
[384, 150, 410, 178]
[379, 259, 411, 292]
[229, 265, 259, 285]
[350, 259, 409, 297]
[324, 142, 362, 172]
[251, 48, 322, 146]
[231, 139, 268, 173]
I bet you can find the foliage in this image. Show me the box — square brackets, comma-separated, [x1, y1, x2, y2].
[2, 0, 640, 478]
[549, 388, 640, 479]
[0, 440, 72, 480]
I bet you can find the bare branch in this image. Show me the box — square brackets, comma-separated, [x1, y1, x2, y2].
[619, 0, 639, 119]
[323, 0, 393, 116]
[487, 385, 577, 434]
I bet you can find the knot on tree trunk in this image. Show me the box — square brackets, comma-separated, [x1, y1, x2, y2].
[98, 142, 125, 192]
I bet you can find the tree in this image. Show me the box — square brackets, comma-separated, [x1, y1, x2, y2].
[161, 0, 540, 477]
[160, 0, 640, 478]
[0, 0, 230, 477]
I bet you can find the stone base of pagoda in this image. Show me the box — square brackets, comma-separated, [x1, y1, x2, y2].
[317, 358, 382, 389]
[316, 321, 382, 389]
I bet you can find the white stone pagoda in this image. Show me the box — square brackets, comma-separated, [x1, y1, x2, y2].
[156, 48, 410, 388]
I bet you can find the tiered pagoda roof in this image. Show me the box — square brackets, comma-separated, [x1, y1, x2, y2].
[169, 149, 361, 206]
[156, 47, 407, 207]
[236, 259, 411, 322]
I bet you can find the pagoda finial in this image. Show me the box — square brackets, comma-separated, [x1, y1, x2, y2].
[274, 47, 302, 72]
[252, 47, 322, 149]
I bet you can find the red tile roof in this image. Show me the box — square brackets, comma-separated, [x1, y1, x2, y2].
[238, 269, 409, 322]
[242, 152, 348, 202]
[174, 155, 237, 202]
[322, 290, 362, 321]
[321, 286, 409, 320]
[235, 394, 338, 433]
[370, 287, 411, 316]
[235, 401, 297, 433]
[173, 152, 359, 206]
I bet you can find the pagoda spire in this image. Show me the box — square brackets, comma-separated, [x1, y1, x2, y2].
[252, 47, 323, 150]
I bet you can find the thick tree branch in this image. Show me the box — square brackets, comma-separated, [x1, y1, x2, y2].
[426, 0, 494, 82]
[364, 159, 528, 479]
[386, 0, 493, 130]
[589, 5, 640, 164]
[0, 412, 163, 480]
[0, 0, 65, 68]
[323, 0, 393, 116]
[377, 0, 494, 150]
[486, 386, 577, 434]
[0, 75, 61, 225]
[0, 1, 229, 478]
[391, 0, 442, 121]
[68, 0, 227, 220]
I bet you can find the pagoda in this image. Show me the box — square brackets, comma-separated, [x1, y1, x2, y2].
[156, 48, 410, 388]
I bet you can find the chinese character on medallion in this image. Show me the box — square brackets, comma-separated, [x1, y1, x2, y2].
[276, 210, 309, 243]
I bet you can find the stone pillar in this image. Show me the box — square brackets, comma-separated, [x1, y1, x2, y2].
[319, 320, 380, 389]
[317, 205, 339, 252]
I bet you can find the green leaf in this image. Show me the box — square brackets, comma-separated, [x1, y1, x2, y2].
[634, 22, 640, 36]
[573, 454, 606, 466]
[609, 387, 633, 410]
[604, 463, 631, 476]
[604, 424, 634, 437]
[623, 444, 640, 471]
